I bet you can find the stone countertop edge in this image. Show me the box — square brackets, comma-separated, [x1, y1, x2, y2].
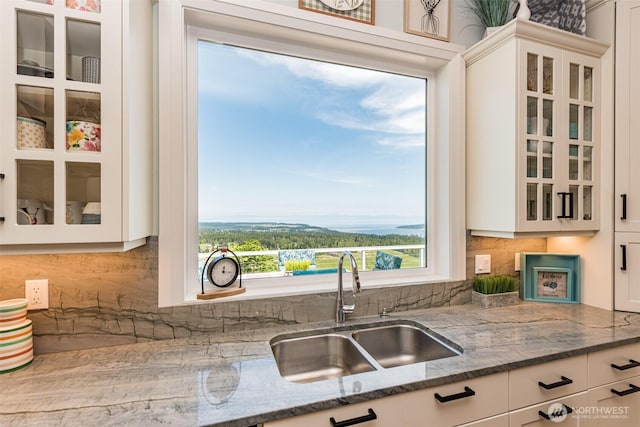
[1, 302, 640, 427]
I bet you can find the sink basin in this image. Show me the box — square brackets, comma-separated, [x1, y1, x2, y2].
[351, 324, 461, 368]
[270, 333, 375, 383]
[270, 320, 462, 383]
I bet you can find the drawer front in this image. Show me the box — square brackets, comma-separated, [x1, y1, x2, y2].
[585, 375, 640, 427]
[264, 388, 429, 427]
[509, 392, 588, 427]
[458, 413, 509, 427]
[266, 372, 508, 427]
[509, 355, 588, 410]
[423, 371, 509, 426]
[588, 342, 640, 387]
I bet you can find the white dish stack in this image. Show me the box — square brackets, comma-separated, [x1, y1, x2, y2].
[0, 299, 33, 374]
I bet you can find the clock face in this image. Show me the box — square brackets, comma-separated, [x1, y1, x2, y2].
[319, 0, 364, 11]
[207, 256, 239, 288]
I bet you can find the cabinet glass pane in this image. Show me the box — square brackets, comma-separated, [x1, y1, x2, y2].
[569, 104, 579, 139]
[66, 163, 101, 224]
[569, 145, 579, 180]
[543, 184, 553, 221]
[27, 0, 54, 4]
[583, 186, 592, 220]
[16, 11, 54, 78]
[543, 141, 553, 179]
[543, 57, 553, 95]
[543, 99, 553, 136]
[584, 67, 593, 102]
[527, 140, 538, 178]
[66, 19, 101, 83]
[66, 91, 101, 152]
[16, 85, 54, 150]
[569, 185, 579, 220]
[583, 106, 593, 141]
[527, 97, 538, 135]
[583, 146, 593, 181]
[569, 63, 579, 99]
[527, 53, 538, 92]
[16, 160, 54, 225]
[527, 183, 537, 221]
[66, 0, 101, 13]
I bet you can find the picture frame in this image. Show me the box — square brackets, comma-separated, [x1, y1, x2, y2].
[404, 0, 450, 41]
[521, 253, 580, 304]
[299, 0, 375, 25]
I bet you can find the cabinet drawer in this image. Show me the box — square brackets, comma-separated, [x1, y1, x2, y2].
[458, 413, 509, 427]
[509, 392, 588, 427]
[266, 372, 508, 427]
[588, 343, 640, 387]
[586, 375, 640, 427]
[264, 388, 429, 427]
[509, 355, 588, 410]
[423, 371, 509, 426]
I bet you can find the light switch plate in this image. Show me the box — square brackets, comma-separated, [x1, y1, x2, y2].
[475, 254, 491, 274]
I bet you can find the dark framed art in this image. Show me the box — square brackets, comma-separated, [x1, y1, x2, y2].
[299, 0, 375, 25]
[521, 253, 580, 304]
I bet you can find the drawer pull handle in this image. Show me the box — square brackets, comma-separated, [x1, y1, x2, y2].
[538, 376, 573, 390]
[434, 386, 475, 403]
[538, 404, 573, 420]
[611, 359, 640, 371]
[611, 383, 640, 397]
[329, 408, 377, 427]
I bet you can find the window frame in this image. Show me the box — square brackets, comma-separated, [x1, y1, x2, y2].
[157, 0, 466, 307]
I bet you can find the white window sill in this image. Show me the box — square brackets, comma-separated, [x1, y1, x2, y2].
[184, 269, 451, 305]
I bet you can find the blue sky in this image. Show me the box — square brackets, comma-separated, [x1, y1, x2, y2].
[197, 41, 426, 227]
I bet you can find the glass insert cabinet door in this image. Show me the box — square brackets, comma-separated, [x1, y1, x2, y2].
[523, 46, 598, 230]
[0, 0, 122, 244]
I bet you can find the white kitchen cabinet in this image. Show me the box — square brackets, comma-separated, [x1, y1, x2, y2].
[614, 234, 640, 312]
[509, 354, 588, 410]
[615, 0, 640, 233]
[586, 343, 640, 426]
[0, 0, 152, 253]
[509, 392, 588, 426]
[464, 19, 608, 238]
[265, 372, 509, 427]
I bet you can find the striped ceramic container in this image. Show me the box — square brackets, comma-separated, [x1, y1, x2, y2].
[0, 319, 33, 374]
[0, 298, 28, 326]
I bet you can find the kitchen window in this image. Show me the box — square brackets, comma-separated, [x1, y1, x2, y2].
[157, 0, 466, 307]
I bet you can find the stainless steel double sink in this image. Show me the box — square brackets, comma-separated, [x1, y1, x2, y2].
[270, 319, 462, 383]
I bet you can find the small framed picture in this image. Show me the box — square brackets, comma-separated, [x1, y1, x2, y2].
[404, 0, 450, 41]
[299, 0, 375, 25]
[521, 253, 580, 304]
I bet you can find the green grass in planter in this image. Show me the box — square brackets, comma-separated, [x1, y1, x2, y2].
[284, 260, 311, 271]
[473, 275, 517, 294]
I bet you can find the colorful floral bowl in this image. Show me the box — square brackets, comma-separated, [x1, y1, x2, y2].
[66, 120, 101, 152]
[0, 299, 28, 326]
[17, 117, 47, 150]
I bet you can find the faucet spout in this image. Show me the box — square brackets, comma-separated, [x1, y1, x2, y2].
[336, 251, 361, 323]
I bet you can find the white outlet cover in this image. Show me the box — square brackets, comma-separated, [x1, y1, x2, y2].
[25, 279, 49, 310]
[475, 255, 491, 274]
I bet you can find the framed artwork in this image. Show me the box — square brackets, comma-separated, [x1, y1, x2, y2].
[404, 0, 450, 41]
[521, 253, 580, 304]
[299, 0, 375, 25]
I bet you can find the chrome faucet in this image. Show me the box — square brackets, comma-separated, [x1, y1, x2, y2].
[336, 251, 361, 323]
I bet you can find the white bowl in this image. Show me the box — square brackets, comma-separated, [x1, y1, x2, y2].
[0, 319, 32, 339]
[0, 347, 33, 374]
[0, 299, 28, 326]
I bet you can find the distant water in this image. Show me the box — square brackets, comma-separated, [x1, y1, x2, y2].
[331, 225, 425, 238]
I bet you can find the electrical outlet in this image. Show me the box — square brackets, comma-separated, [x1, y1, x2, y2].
[515, 252, 521, 271]
[25, 279, 49, 310]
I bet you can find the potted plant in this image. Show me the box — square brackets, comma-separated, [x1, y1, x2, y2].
[284, 260, 311, 274]
[465, 0, 513, 37]
[472, 275, 519, 308]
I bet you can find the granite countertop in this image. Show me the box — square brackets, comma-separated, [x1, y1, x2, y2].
[2, 302, 640, 426]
